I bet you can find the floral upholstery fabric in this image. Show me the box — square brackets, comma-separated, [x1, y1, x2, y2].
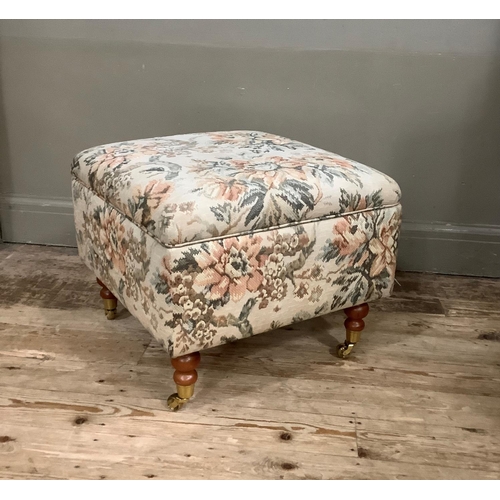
[72, 131, 401, 247]
[72, 132, 402, 358]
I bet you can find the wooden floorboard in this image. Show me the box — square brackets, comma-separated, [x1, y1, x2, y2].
[0, 242, 499, 479]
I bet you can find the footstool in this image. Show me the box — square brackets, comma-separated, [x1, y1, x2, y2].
[71, 130, 402, 410]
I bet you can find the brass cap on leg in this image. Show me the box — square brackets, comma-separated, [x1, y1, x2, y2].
[103, 298, 116, 310]
[176, 384, 195, 400]
[103, 298, 117, 320]
[346, 330, 361, 344]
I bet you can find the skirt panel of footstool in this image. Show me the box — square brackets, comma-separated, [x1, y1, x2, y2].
[72, 179, 401, 357]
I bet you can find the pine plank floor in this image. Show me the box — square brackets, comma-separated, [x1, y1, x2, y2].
[0, 243, 499, 479]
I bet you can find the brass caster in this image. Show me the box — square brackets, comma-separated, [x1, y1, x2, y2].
[336, 341, 356, 359]
[105, 309, 117, 320]
[167, 393, 188, 412]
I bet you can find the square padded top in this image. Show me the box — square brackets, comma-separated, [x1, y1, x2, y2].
[72, 130, 401, 247]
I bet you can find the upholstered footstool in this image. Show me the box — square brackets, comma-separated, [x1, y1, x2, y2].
[71, 131, 402, 410]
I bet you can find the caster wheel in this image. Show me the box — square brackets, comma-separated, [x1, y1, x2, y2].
[167, 393, 186, 412]
[336, 342, 354, 359]
[105, 310, 117, 320]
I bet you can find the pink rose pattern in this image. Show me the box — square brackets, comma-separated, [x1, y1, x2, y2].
[73, 181, 401, 357]
[72, 130, 401, 247]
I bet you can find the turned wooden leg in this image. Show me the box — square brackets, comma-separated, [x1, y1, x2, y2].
[96, 278, 118, 320]
[167, 352, 201, 411]
[336, 303, 370, 359]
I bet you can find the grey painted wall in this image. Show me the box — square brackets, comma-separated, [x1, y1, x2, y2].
[0, 20, 499, 276]
[1, 20, 500, 54]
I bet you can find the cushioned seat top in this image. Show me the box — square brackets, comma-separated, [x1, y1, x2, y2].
[72, 130, 401, 247]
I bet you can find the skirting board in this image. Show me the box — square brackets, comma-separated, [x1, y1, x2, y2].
[1, 195, 499, 277]
[0, 195, 77, 247]
[397, 221, 500, 278]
